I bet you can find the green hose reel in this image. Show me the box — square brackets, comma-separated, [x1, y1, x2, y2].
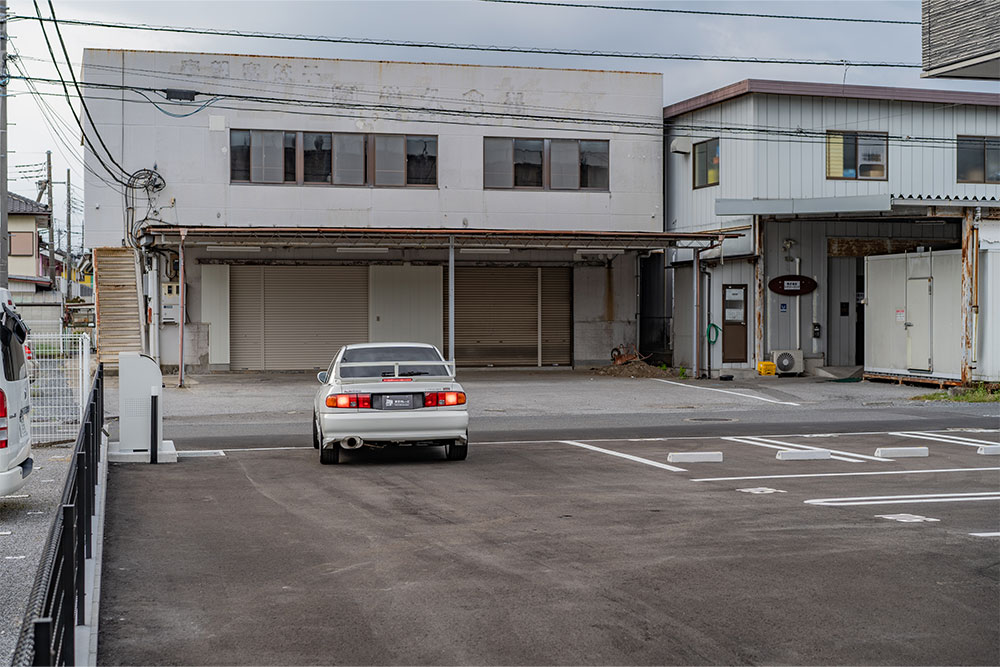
[707, 323, 721, 345]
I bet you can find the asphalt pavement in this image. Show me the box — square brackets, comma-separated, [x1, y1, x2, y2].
[92, 371, 999, 665]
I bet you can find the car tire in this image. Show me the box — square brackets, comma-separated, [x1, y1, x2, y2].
[445, 441, 468, 461]
[320, 444, 341, 465]
[312, 413, 320, 449]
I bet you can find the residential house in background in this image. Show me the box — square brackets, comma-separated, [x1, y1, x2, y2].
[664, 79, 1000, 384]
[7, 192, 62, 333]
[921, 0, 1000, 79]
[82, 49, 723, 372]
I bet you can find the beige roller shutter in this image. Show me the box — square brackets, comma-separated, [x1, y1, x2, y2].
[445, 267, 538, 366]
[262, 266, 368, 370]
[541, 267, 572, 365]
[230, 266, 264, 370]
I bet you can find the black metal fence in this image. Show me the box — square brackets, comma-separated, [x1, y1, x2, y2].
[12, 364, 105, 667]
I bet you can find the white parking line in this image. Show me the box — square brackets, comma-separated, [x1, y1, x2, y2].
[890, 432, 999, 448]
[740, 435, 892, 462]
[650, 379, 800, 406]
[806, 491, 1000, 507]
[559, 440, 687, 472]
[724, 436, 864, 463]
[693, 466, 1000, 482]
[969, 532, 1000, 537]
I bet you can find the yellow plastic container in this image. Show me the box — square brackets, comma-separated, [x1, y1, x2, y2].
[757, 361, 777, 376]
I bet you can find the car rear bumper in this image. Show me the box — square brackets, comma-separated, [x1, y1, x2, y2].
[0, 454, 33, 497]
[320, 409, 469, 445]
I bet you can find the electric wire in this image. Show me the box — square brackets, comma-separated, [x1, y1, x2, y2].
[479, 0, 922, 25]
[9, 13, 922, 68]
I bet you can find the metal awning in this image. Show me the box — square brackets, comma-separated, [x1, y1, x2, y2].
[146, 226, 741, 250]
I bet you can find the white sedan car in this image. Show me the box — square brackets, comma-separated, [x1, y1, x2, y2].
[312, 343, 469, 464]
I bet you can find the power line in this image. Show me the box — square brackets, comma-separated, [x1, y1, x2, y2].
[479, 0, 921, 25]
[10, 13, 922, 68]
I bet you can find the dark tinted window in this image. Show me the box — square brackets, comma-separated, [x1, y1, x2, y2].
[284, 132, 297, 182]
[342, 346, 443, 363]
[406, 136, 437, 185]
[1, 329, 27, 382]
[304, 132, 332, 183]
[513, 139, 543, 187]
[580, 140, 609, 189]
[230, 130, 251, 181]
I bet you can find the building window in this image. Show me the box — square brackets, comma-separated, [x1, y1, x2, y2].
[303, 132, 332, 183]
[230, 130, 250, 182]
[231, 131, 435, 187]
[333, 134, 365, 185]
[957, 135, 1000, 184]
[9, 232, 35, 256]
[826, 131, 887, 180]
[484, 138, 610, 190]
[693, 138, 720, 188]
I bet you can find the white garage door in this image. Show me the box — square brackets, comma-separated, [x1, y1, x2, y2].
[230, 265, 368, 370]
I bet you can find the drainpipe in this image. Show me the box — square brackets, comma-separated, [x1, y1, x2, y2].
[150, 253, 161, 366]
[753, 215, 765, 367]
[692, 237, 724, 378]
[448, 235, 455, 366]
[178, 229, 187, 388]
[794, 256, 801, 352]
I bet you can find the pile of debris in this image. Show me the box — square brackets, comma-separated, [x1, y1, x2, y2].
[591, 360, 676, 378]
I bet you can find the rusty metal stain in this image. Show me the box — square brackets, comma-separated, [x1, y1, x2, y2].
[960, 208, 976, 385]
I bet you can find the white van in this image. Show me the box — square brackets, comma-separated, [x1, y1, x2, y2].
[0, 296, 33, 497]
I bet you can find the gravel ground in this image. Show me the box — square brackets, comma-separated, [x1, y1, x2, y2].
[0, 445, 74, 665]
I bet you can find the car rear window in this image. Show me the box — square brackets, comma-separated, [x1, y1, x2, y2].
[342, 346, 442, 362]
[340, 363, 451, 379]
[1, 328, 27, 382]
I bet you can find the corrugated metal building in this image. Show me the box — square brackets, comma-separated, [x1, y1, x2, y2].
[664, 80, 1000, 382]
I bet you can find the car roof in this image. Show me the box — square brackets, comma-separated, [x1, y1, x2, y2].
[343, 342, 438, 350]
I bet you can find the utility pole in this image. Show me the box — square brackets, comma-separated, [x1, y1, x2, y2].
[46, 151, 55, 288]
[1, 0, 9, 288]
[65, 169, 71, 299]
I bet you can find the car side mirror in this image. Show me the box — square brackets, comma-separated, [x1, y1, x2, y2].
[317, 371, 329, 384]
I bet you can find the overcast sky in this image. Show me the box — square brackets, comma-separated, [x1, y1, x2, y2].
[5, 0, 999, 244]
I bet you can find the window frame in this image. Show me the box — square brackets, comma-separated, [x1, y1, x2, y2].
[482, 137, 610, 192]
[956, 134, 1000, 184]
[692, 137, 720, 190]
[9, 231, 35, 257]
[825, 130, 889, 182]
[229, 130, 437, 188]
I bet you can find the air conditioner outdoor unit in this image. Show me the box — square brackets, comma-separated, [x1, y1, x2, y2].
[771, 349, 804, 375]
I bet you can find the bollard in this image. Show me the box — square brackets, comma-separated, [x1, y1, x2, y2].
[150, 392, 159, 465]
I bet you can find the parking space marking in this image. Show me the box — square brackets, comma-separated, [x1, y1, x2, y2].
[742, 435, 893, 462]
[217, 446, 312, 452]
[877, 514, 940, 523]
[650, 379, 800, 406]
[692, 466, 1000, 482]
[969, 532, 1000, 537]
[559, 440, 687, 472]
[724, 436, 867, 463]
[890, 432, 1000, 448]
[806, 491, 1000, 507]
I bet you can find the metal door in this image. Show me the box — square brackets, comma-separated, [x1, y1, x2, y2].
[444, 267, 538, 365]
[230, 266, 264, 370]
[540, 267, 572, 365]
[721, 284, 748, 363]
[905, 277, 932, 372]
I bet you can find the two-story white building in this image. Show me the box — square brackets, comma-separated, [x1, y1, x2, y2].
[82, 49, 729, 373]
[665, 80, 1000, 382]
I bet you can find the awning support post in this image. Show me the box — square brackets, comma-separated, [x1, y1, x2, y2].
[178, 229, 187, 388]
[448, 235, 455, 365]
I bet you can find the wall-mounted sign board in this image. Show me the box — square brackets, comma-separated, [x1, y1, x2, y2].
[768, 275, 818, 296]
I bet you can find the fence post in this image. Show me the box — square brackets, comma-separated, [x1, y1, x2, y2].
[31, 618, 53, 667]
[60, 506, 78, 650]
[79, 448, 91, 560]
[150, 392, 159, 465]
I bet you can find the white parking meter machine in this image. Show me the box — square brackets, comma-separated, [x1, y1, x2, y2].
[109, 352, 177, 463]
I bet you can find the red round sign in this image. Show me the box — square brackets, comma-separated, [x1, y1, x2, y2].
[768, 275, 818, 296]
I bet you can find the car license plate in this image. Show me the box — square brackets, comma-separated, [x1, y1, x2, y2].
[383, 394, 413, 410]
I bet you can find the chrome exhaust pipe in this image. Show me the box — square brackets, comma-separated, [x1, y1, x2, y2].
[341, 436, 364, 449]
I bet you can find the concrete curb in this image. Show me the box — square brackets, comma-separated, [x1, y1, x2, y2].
[874, 446, 929, 458]
[776, 449, 831, 461]
[667, 452, 723, 463]
[977, 445, 1000, 456]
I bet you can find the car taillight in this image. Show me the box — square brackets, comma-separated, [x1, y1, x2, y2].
[0, 389, 7, 449]
[423, 391, 466, 407]
[326, 393, 371, 409]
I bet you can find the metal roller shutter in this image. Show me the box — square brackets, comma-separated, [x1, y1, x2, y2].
[445, 267, 538, 365]
[262, 266, 368, 370]
[541, 267, 572, 365]
[230, 266, 264, 370]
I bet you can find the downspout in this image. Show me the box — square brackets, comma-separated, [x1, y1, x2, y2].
[150, 253, 161, 366]
[794, 256, 801, 352]
[692, 237, 724, 378]
[448, 235, 455, 367]
[754, 215, 765, 367]
[178, 229, 187, 388]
